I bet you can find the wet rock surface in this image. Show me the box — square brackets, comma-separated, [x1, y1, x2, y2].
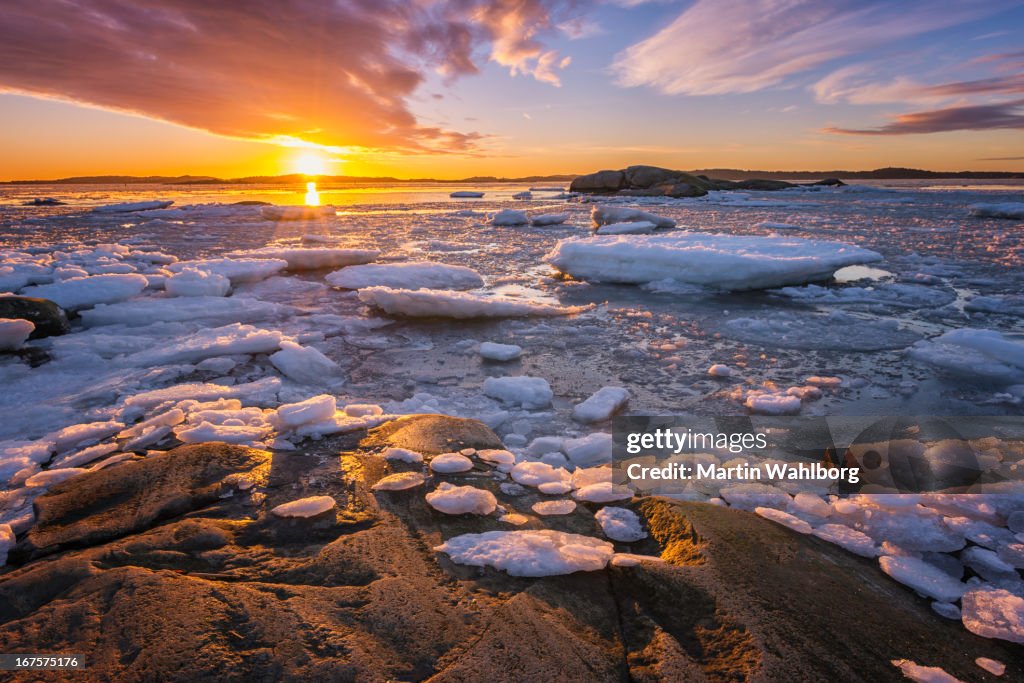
[0, 427, 1019, 682]
[0, 296, 71, 339]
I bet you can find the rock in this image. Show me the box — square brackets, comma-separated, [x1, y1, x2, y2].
[570, 165, 842, 197]
[0, 296, 70, 338]
[732, 178, 797, 191]
[361, 414, 503, 454]
[568, 169, 625, 193]
[0, 442, 1019, 681]
[18, 443, 271, 560]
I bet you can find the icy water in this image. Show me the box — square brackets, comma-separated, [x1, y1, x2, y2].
[3, 179, 1024, 650]
[2, 179, 1021, 444]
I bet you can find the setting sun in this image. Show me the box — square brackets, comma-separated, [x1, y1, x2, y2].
[291, 151, 330, 176]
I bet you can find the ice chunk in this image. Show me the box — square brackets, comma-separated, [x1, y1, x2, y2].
[563, 432, 613, 467]
[512, 191, 532, 200]
[975, 657, 1006, 676]
[372, 472, 426, 491]
[25, 468, 87, 488]
[530, 213, 569, 226]
[572, 387, 629, 423]
[435, 530, 614, 576]
[80, 296, 291, 327]
[122, 323, 283, 366]
[344, 404, 383, 417]
[430, 452, 474, 473]
[479, 342, 523, 361]
[595, 220, 657, 235]
[51, 442, 119, 469]
[49, 420, 123, 453]
[477, 449, 515, 467]
[326, 262, 483, 290]
[22, 274, 148, 310]
[720, 483, 791, 510]
[592, 206, 675, 229]
[381, 447, 423, 463]
[483, 376, 552, 409]
[450, 191, 484, 198]
[271, 495, 336, 518]
[92, 200, 173, 213]
[812, 524, 878, 557]
[707, 364, 732, 377]
[745, 391, 802, 415]
[165, 267, 231, 297]
[359, 287, 587, 318]
[909, 329, 1024, 384]
[573, 482, 632, 503]
[229, 247, 379, 271]
[891, 659, 963, 683]
[961, 586, 1024, 644]
[595, 506, 647, 542]
[879, 556, 965, 602]
[969, 202, 1024, 219]
[755, 507, 813, 534]
[121, 377, 281, 414]
[272, 395, 337, 429]
[269, 341, 341, 385]
[0, 318, 34, 350]
[426, 483, 497, 515]
[490, 209, 529, 226]
[167, 258, 287, 284]
[175, 422, 270, 444]
[532, 499, 577, 516]
[511, 461, 571, 487]
[546, 233, 883, 291]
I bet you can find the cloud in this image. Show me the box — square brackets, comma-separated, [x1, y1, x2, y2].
[613, 0, 1020, 95]
[814, 66, 1024, 104]
[824, 99, 1024, 135]
[978, 155, 1024, 160]
[0, 0, 577, 152]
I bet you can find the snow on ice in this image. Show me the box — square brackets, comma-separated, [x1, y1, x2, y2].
[546, 233, 883, 290]
[358, 287, 588, 318]
[326, 262, 483, 290]
[435, 530, 615, 577]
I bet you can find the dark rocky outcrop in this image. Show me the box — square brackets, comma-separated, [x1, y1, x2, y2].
[0, 296, 70, 339]
[0, 427, 1018, 681]
[570, 165, 845, 198]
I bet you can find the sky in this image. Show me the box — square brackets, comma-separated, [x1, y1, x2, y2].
[1, 0, 1023, 180]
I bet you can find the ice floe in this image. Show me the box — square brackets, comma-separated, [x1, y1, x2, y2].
[479, 342, 522, 361]
[358, 287, 587, 318]
[546, 233, 883, 290]
[435, 530, 614, 576]
[0, 319, 34, 350]
[22, 274, 149, 310]
[483, 376, 553, 409]
[969, 202, 1024, 219]
[426, 483, 497, 515]
[271, 495, 336, 518]
[572, 387, 629, 423]
[910, 329, 1024, 384]
[326, 262, 483, 290]
[229, 247, 379, 270]
[595, 506, 647, 542]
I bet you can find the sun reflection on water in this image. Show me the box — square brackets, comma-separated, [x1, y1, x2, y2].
[304, 181, 320, 206]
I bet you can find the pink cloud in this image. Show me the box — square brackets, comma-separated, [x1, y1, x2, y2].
[824, 99, 1024, 135]
[0, 0, 576, 152]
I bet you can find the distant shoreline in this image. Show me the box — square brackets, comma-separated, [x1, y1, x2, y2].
[2, 166, 1022, 185]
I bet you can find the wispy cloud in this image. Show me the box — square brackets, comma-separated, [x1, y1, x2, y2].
[824, 99, 1024, 135]
[978, 155, 1024, 160]
[814, 66, 1024, 104]
[613, 0, 1020, 95]
[0, 0, 578, 152]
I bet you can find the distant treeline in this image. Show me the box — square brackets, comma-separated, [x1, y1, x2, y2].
[3, 167, 1021, 185]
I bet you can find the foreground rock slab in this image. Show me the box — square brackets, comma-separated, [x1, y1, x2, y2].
[0, 434, 1019, 681]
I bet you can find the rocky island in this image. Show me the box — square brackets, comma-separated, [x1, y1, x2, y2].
[570, 165, 844, 198]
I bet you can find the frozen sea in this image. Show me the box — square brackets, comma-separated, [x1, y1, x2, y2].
[2, 178, 1024, 648]
[2, 179, 1021, 436]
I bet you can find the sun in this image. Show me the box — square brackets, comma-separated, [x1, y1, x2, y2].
[291, 151, 330, 176]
